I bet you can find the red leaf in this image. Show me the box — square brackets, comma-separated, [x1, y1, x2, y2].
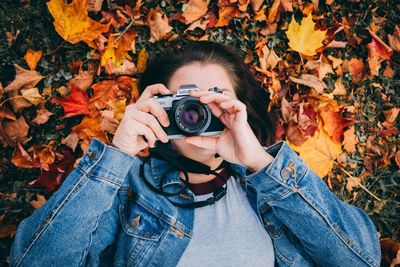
[30, 146, 76, 192]
[51, 83, 90, 118]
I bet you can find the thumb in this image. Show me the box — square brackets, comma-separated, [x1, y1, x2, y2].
[184, 136, 217, 151]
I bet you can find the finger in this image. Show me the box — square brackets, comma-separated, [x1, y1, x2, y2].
[199, 93, 232, 104]
[189, 89, 233, 97]
[131, 111, 169, 143]
[134, 122, 157, 148]
[220, 99, 247, 122]
[189, 90, 214, 97]
[137, 98, 170, 127]
[140, 84, 170, 99]
[184, 136, 217, 151]
[207, 102, 224, 118]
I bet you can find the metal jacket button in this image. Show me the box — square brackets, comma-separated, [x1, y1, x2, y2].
[280, 168, 291, 179]
[87, 151, 97, 160]
[267, 225, 276, 234]
[281, 162, 295, 180]
[130, 214, 141, 228]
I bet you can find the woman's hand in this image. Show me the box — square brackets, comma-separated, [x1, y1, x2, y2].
[112, 84, 171, 156]
[185, 90, 274, 172]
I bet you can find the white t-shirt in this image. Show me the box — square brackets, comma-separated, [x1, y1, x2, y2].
[176, 176, 275, 266]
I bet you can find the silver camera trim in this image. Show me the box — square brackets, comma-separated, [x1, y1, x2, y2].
[153, 84, 224, 139]
[153, 84, 222, 109]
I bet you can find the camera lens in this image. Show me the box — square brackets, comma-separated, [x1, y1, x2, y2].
[173, 97, 211, 134]
[181, 106, 201, 126]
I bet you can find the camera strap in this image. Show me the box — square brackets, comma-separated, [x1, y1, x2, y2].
[139, 141, 229, 209]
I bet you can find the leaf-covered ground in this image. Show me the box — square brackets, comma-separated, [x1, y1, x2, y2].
[0, 0, 399, 265]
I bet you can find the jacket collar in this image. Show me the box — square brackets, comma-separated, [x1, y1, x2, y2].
[148, 156, 248, 190]
[147, 140, 286, 189]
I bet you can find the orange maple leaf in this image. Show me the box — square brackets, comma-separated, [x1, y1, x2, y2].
[307, 92, 355, 144]
[51, 83, 90, 118]
[72, 116, 108, 143]
[215, 3, 241, 27]
[23, 49, 42, 70]
[88, 76, 136, 118]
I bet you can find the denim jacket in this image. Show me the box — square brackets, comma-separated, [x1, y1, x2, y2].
[10, 138, 381, 266]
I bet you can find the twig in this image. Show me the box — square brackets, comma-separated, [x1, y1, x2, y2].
[113, 16, 134, 44]
[0, 95, 25, 107]
[334, 162, 382, 202]
[299, 53, 306, 72]
[43, 40, 66, 56]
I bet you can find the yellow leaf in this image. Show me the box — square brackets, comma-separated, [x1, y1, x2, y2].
[100, 32, 137, 74]
[287, 125, 342, 177]
[137, 47, 148, 73]
[23, 49, 42, 70]
[114, 99, 127, 121]
[47, 0, 110, 47]
[285, 13, 327, 56]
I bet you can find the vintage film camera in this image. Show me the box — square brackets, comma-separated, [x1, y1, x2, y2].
[153, 84, 225, 139]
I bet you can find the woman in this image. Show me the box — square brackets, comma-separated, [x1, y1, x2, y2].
[10, 41, 380, 266]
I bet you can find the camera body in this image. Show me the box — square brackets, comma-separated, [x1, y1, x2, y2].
[153, 84, 225, 139]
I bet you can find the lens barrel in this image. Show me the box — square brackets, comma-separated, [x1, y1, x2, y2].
[173, 96, 211, 135]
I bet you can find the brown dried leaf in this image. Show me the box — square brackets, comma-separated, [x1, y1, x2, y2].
[61, 132, 79, 152]
[343, 126, 358, 153]
[69, 70, 94, 91]
[331, 78, 346, 96]
[20, 88, 44, 105]
[4, 64, 43, 93]
[147, 8, 173, 43]
[382, 108, 399, 128]
[289, 74, 327, 94]
[31, 194, 47, 209]
[388, 25, 400, 52]
[348, 58, 365, 82]
[182, 0, 210, 24]
[100, 110, 119, 133]
[32, 107, 54, 125]
[250, 0, 264, 12]
[3, 116, 30, 147]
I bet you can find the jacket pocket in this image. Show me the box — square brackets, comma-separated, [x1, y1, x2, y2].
[119, 200, 167, 241]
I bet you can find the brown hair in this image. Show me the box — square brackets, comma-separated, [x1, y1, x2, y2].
[138, 41, 277, 146]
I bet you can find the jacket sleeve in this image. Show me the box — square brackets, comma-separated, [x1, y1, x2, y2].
[242, 141, 381, 267]
[9, 138, 141, 267]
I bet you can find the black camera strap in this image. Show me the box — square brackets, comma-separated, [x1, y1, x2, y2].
[139, 141, 229, 209]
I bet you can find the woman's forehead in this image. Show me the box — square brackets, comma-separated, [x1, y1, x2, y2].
[167, 63, 234, 93]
